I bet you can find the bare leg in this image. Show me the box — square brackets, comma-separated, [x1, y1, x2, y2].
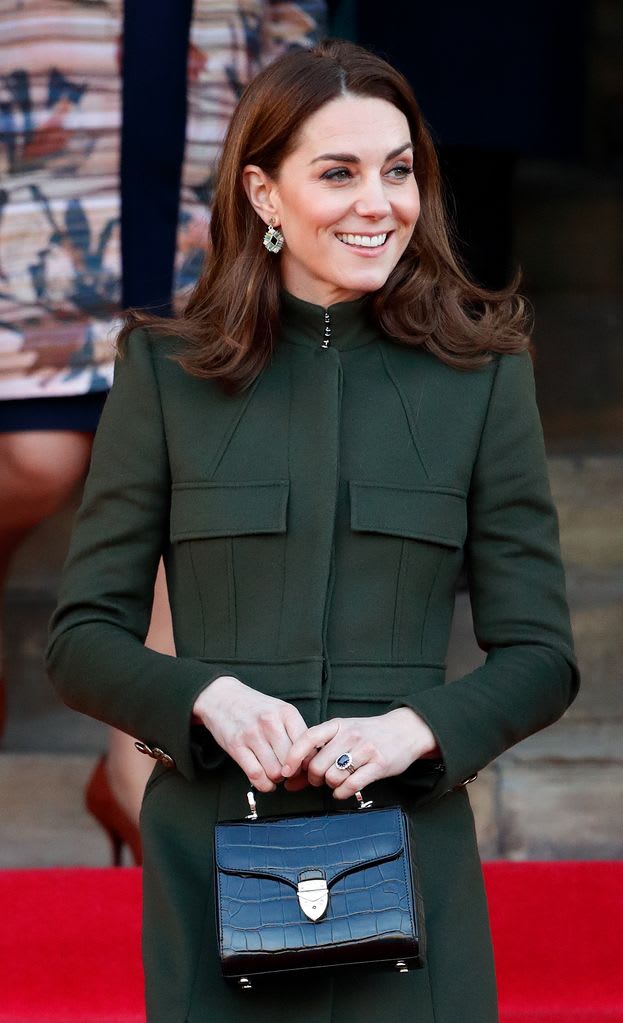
[0, 430, 94, 539]
[106, 557, 175, 824]
[0, 431, 94, 723]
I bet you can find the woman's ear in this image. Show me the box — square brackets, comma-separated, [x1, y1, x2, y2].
[242, 164, 280, 225]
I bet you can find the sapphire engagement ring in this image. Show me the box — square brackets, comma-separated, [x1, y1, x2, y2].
[335, 752, 357, 775]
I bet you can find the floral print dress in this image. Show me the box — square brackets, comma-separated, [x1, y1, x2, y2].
[0, 0, 325, 402]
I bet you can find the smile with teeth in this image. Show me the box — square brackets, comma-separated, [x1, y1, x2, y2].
[335, 231, 390, 248]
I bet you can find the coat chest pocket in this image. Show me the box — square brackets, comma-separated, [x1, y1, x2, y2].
[169, 480, 289, 658]
[170, 479, 289, 540]
[349, 481, 467, 549]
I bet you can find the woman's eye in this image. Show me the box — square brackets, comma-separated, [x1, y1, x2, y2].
[321, 167, 352, 182]
[320, 164, 414, 183]
[388, 164, 414, 179]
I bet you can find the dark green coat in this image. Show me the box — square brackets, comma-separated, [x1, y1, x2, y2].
[46, 289, 579, 1023]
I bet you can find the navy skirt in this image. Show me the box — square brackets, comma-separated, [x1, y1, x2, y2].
[0, 392, 108, 434]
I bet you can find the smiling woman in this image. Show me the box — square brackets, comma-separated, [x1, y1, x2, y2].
[46, 37, 578, 1023]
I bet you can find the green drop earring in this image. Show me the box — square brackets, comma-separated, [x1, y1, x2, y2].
[263, 218, 284, 254]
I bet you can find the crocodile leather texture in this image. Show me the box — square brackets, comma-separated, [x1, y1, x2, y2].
[214, 805, 425, 982]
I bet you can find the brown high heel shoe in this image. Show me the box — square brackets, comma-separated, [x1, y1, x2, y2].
[85, 755, 143, 866]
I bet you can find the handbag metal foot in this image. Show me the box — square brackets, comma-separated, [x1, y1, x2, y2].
[395, 960, 409, 973]
[238, 977, 252, 990]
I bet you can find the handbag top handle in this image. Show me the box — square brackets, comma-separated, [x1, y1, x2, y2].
[244, 786, 374, 820]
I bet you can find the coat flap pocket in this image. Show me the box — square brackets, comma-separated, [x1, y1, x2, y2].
[170, 479, 289, 541]
[350, 481, 467, 549]
[215, 806, 404, 889]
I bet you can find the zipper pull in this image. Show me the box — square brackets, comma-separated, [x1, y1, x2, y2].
[321, 310, 331, 348]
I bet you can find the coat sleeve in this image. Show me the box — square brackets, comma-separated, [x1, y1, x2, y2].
[45, 328, 230, 783]
[389, 349, 580, 802]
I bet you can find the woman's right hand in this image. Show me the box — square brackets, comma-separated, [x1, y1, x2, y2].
[192, 675, 310, 792]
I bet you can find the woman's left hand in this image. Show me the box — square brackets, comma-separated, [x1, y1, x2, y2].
[280, 707, 441, 798]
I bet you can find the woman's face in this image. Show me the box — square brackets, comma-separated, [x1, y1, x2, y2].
[244, 94, 421, 307]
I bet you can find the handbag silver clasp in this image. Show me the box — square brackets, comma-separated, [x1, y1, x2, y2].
[297, 870, 328, 922]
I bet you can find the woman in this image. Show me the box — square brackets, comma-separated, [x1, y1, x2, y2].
[46, 39, 579, 1023]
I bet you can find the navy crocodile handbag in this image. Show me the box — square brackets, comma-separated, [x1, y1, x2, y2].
[214, 789, 426, 990]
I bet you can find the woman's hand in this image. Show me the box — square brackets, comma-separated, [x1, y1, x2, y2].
[280, 707, 441, 799]
[192, 675, 310, 792]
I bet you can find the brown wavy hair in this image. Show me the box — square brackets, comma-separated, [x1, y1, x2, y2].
[117, 38, 531, 394]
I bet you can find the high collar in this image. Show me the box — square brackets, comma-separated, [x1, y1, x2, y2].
[277, 288, 381, 351]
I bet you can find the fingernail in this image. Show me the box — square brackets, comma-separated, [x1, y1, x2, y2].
[281, 765, 292, 777]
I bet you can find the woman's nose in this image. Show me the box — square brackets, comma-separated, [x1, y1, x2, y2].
[352, 176, 392, 219]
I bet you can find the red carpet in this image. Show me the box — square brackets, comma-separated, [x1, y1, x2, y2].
[485, 861, 623, 1023]
[0, 868, 144, 1023]
[0, 862, 621, 1022]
